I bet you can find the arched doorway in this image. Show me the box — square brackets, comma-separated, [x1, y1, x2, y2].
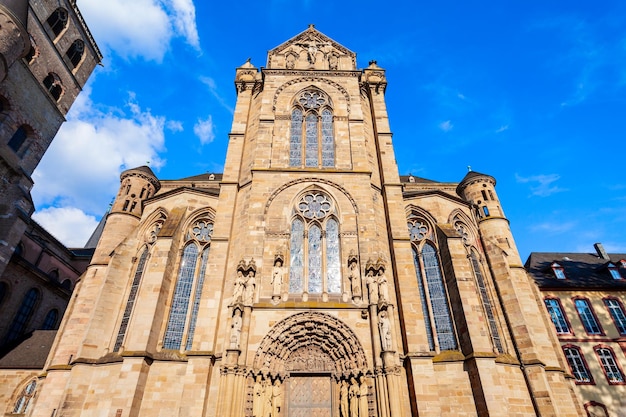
[249, 312, 372, 417]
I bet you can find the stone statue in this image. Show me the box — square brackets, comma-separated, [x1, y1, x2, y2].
[365, 270, 378, 304]
[377, 269, 389, 302]
[329, 54, 338, 70]
[358, 376, 368, 417]
[271, 258, 284, 296]
[271, 379, 282, 417]
[230, 309, 242, 349]
[253, 375, 263, 417]
[244, 269, 256, 305]
[379, 311, 392, 351]
[349, 377, 359, 417]
[348, 257, 361, 299]
[263, 379, 272, 417]
[286, 54, 295, 69]
[340, 380, 349, 417]
[233, 270, 245, 303]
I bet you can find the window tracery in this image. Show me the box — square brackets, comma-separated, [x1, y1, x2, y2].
[289, 191, 341, 294]
[163, 219, 213, 350]
[289, 89, 335, 168]
[408, 216, 457, 351]
[13, 379, 36, 414]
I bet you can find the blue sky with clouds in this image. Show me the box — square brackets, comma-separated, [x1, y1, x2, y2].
[31, 0, 626, 260]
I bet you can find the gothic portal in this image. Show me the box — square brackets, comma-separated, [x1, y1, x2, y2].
[10, 26, 585, 417]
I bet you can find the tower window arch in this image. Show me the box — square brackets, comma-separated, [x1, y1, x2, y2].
[408, 216, 458, 351]
[46, 8, 69, 38]
[289, 191, 341, 294]
[43, 73, 63, 102]
[289, 89, 335, 168]
[65, 39, 85, 69]
[41, 309, 59, 330]
[8, 125, 32, 155]
[163, 219, 213, 350]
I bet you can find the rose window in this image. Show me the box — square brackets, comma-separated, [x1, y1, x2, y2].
[298, 91, 327, 109]
[407, 220, 428, 242]
[298, 193, 332, 219]
[191, 220, 213, 242]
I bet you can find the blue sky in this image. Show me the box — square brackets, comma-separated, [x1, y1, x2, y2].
[32, 0, 626, 261]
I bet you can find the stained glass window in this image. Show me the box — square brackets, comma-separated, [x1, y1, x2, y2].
[163, 244, 198, 350]
[596, 347, 625, 383]
[422, 244, 457, 351]
[186, 247, 209, 350]
[6, 288, 39, 342]
[41, 309, 58, 330]
[290, 109, 303, 166]
[289, 90, 334, 168]
[544, 298, 570, 334]
[289, 219, 304, 293]
[115, 247, 148, 351]
[326, 219, 341, 293]
[564, 347, 592, 383]
[13, 380, 36, 414]
[470, 253, 503, 353]
[413, 247, 435, 351]
[575, 299, 601, 335]
[289, 191, 340, 295]
[604, 298, 626, 334]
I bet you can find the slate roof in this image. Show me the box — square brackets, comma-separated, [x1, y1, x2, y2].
[525, 251, 626, 290]
[0, 330, 56, 369]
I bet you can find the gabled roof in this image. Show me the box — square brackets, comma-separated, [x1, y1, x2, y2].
[0, 330, 57, 369]
[267, 25, 355, 64]
[526, 251, 626, 289]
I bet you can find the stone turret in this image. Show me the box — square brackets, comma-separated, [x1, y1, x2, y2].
[0, 0, 30, 81]
[91, 166, 160, 264]
[457, 170, 523, 267]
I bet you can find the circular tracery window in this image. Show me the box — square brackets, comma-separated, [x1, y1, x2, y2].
[298, 91, 327, 109]
[297, 192, 332, 219]
[191, 220, 213, 242]
[454, 220, 471, 245]
[407, 219, 429, 241]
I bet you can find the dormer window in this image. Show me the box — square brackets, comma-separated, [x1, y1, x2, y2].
[551, 262, 566, 279]
[619, 259, 626, 268]
[607, 263, 622, 280]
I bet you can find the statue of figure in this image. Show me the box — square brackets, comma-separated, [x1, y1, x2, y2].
[230, 309, 242, 349]
[379, 311, 392, 351]
[358, 376, 368, 417]
[253, 375, 263, 417]
[365, 270, 378, 304]
[377, 269, 389, 302]
[286, 54, 295, 69]
[348, 258, 361, 298]
[244, 269, 256, 305]
[262, 379, 272, 417]
[340, 380, 349, 417]
[271, 379, 282, 417]
[349, 377, 359, 417]
[329, 54, 338, 70]
[233, 270, 245, 303]
[271, 258, 284, 296]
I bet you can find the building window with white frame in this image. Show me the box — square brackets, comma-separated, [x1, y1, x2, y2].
[544, 298, 570, 334]
[604, 298, 626, 335]
[574, 298, 602, 335]
[595, 346, 625, 384]
[563, 346, 593, 384]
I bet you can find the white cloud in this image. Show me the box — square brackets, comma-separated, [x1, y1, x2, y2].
[515, 173, 567, 197]
[200, 76, 234, 113]
[194, 116, 215, 144]
[32, 87, 167, 215]
[33, 207, 100, 248]
[166, 120, 184, 132]
[79, 0, 199, 62]
[439, 120, 453, 132]
[495, 124, 509, 133]
[529, 221, 576, 234]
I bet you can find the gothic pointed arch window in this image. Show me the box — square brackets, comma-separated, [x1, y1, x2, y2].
[12, 379, 37, 414]
[41, 309, 58, 330]
[163, 218, 213, 350]
[46, 8, 68, 38]
[65, 39, 85, 69]
[289, 89, 335, 168]
[289, 191, 341, 294]
[5, 288, 40, 343]
[408, 215, 458, 351]
[453, 216, 504, 353]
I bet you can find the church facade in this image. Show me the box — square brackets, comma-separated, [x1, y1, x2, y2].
[14, 27, 584, 416]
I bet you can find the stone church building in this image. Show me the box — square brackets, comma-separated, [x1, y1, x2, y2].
[10, 26, 584, 416]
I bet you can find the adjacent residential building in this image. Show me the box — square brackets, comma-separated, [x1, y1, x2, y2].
[0, 26, 585, 417]
[526, 243, 626, 417]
